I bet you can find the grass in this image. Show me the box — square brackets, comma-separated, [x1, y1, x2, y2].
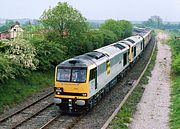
[109, 45, 157, 129]
[170, 75, 180, 129]
[168, 35, 180, 129]
[0, 70, 54, 113]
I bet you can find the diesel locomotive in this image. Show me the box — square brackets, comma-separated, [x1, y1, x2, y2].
[54, 29, 153, 113]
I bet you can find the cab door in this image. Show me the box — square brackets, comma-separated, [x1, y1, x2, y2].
[89, 67, 97, 90]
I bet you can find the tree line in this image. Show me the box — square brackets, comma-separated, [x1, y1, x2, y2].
[135, 15, 180, 30]
[0, 2, 133, 83]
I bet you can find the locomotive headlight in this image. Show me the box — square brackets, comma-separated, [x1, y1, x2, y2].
[55, 88, 63, 95]
[56, 91, 61, 95]
[82, 93, 87, 96]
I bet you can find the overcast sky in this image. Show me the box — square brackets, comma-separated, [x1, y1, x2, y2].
[0, 0, 180, 21]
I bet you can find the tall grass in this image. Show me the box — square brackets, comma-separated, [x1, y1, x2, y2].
[0, 70, 54, 113]
[168, 35, 180, 129]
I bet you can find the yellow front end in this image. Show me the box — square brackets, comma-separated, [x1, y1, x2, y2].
[54, 67, 90, 99]
[55, 81, 89, 100]
[54, 66, 91, 113]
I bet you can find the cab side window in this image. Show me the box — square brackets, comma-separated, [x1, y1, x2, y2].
[123, 52, 127, 66]
[89, 68, 97, 89]
[89, 68, 96, 81]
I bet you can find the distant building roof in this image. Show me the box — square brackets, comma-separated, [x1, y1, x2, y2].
[0, 21, 21, 32]
[10, 21, 20, 29]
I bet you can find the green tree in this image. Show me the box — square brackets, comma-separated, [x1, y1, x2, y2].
[143, 16, 163, 28]
[26, 33, 66, 71]
[85, 29, 104, 51]
[100, 29, 118, 45]
[100, 19, 123, 39]
[100, 19, 132, 40]
[118, 20, 133, 38]
[40, 2, 89, 39]
[0, 20, 15, 32]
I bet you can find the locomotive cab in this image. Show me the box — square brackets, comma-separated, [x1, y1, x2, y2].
[54, 59, 94, 113]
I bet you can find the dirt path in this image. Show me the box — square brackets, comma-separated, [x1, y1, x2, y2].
[129, 32, 171, 129]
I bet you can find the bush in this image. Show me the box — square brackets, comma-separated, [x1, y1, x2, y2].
[2, 38, 39, 70]
[35, 40, 66, 71]
[85, 29, 104, 51]
[100, 19, 132, 40]
[0, 54, 15, 83]
[169, 38, 180, 75]
[118, 20, 133, 39]
[100, 29, 118, 45]
[0, 38, 39, 83]
[28, 32, 66, 70]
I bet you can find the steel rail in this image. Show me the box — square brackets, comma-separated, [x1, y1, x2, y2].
[0, 91, 53, 123]
[11, 103, 54, 129]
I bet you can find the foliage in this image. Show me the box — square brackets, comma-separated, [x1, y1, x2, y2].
[39, 2, 91, 61]
[168, 33, 180, 129]
[89, 21, 102, 29]
[141, 16, 180, 30]
[168, 38, 180, 75]
[0, 20, 15, 32]
[40, 2, 89, 38]
[143, 15, 163, 29]
[25, 32, 66, 71]
[100, 29, 118, 45]
[0, 38, 39, 83]
[0, 1, 134, 113]
[84, 29, 104, 52]
[2, 38, 39, 70]
[118, 20, 133, 39]
[35, 40, 66, 71]
[100, 19, 132, 40]
[100, 19, 123, 39]
[162, 22, 180, 30]
[0, 54, 15, 83]
[0, 70, 54, 113]
[22, 23, 43, 33]
[170, 76, 180, 129]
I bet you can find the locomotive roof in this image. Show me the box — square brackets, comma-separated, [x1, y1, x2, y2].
[95, 42, 128, 58]
[58, 55, 95, 67]
[58, 50, 109, 67]
[124, 35, 143, 45]
[133, 27, 151, 37]
[57, 31, 150, 68]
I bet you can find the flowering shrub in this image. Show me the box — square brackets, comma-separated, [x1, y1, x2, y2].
[0, 38, 39, 83]
[3, 38, 39, 70]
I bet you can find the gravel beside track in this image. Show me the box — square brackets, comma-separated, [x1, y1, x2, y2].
[130, 32, 171, 129]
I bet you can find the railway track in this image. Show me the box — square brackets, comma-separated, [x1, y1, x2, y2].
[38, 114, 60, 129]
[0, 91, 54, 129]
[0, 36, 156, 129]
